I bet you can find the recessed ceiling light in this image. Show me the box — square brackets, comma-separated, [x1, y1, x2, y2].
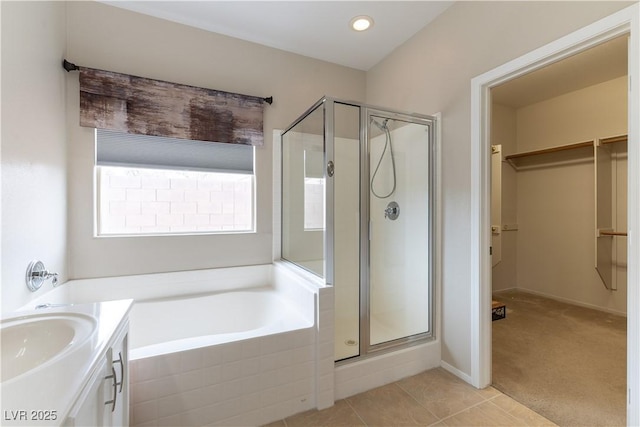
[350, 15, 374, 32]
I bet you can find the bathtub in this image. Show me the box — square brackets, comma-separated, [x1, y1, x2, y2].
[129, 286, 312, 360]
[122, 265, 320, 426]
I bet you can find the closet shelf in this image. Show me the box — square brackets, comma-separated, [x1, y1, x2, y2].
[600, 134, 628, 145]
[599, 231, 628, 237]
[504, 140, 593, 161]
[503, 134, 627, 169]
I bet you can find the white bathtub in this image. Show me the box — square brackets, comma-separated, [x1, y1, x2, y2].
[129, 286, 313, 360]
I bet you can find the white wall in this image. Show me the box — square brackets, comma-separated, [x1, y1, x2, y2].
[491, 104, 518, 291]
[514, 76, 627, 314]
[1, 2, 68, 313]
[365, 1, 631, 378]
[65, 2, 365, 279]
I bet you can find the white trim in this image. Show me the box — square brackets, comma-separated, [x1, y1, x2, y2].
[470, 4, 639, 424]
[627, 6, 640, 425]
[434, 112, 443, 346]
[441, 360, 473, 385]
[272, 129, 282, 261]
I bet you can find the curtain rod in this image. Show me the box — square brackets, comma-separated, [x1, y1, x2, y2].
[62, 59, 273, 105]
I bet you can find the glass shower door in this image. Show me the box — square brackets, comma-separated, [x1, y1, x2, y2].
[367, 111, 434, 349]
[333, 102, 361, 361]
[281, 103, 325, 277]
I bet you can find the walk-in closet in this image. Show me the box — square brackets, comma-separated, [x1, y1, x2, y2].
[490, 35, 628, 426]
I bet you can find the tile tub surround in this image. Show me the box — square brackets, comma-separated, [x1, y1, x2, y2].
[129, 327, 316, 426]
[267, 368, 557, 427]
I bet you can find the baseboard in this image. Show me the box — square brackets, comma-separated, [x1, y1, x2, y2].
[440, 361, 474, 385]
[512, 288, 627, 317]
[492, 287, 517, 294]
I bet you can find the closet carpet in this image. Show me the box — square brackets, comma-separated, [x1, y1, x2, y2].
[492, 290, 626, 427]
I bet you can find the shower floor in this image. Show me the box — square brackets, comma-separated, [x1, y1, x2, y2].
[335, 311, 430, 361]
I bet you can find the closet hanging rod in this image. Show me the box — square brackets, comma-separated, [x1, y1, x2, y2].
[504, 140, 593, 161]
[599, 231, 628, 237]
[600, 134, 628, 145]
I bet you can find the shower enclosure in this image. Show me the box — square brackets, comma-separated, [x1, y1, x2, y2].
[281, 97, 436, 361]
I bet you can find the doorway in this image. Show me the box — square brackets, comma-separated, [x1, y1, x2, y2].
[470, 4, 640, 426]
[489, 35, 628, 425]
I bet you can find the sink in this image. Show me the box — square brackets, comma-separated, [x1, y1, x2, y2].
[1, 313, 96, 382]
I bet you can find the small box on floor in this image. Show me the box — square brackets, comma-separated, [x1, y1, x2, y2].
[492, 300, 506, 321]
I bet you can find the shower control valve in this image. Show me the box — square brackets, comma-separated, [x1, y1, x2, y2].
[384, 201, 400, 220]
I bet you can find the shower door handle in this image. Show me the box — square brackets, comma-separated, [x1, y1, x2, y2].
[327, 161, 334, 177]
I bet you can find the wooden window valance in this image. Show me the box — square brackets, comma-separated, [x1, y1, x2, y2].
[77, 66, 266, 146]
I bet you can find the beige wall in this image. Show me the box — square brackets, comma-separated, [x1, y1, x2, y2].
[516, 77, 627, 150]
[1, 1, 68, 313]
[365, 1, 631, 376]
[515, 76, 627, 314]
[65, 2, 365, 279]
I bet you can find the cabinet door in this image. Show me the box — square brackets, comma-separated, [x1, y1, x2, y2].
[64, 358, 111, 427]
[108, 329, 129, 427]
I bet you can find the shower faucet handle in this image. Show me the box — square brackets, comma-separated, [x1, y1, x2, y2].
[384, 202, 400, 220]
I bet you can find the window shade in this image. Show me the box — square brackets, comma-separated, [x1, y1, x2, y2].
[96, 129, 254, 174]
[304, 150, 324, 179]
[80, 67, 264, 146]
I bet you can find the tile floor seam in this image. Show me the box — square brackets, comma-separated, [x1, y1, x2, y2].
[343, 397, 369, 426]
[394, 381, 442, 422]
[485, 399, 535, 425]
[434, 393, 512, 425]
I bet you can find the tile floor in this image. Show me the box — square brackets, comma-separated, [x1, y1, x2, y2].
[265, 368, 557, 427]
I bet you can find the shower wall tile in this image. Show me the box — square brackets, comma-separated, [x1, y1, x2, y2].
[334, 341, 440, 400]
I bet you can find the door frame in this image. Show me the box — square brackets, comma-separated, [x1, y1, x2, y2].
[470, 4, 639, 425]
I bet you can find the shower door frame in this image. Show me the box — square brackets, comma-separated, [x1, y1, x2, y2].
[358, 106, 438, 358]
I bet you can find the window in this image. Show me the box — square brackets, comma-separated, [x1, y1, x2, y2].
[304, 177, 325, 229]
[303, 148, 325, 230]
[95, 130, 254, 236]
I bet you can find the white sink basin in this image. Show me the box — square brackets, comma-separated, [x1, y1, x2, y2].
[1, 313, 96, 382]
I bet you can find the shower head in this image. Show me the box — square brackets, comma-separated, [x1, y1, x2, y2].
[371, 117, 389, 131]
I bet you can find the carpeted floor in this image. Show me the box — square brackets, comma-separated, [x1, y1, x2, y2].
[492, 290, 626, 427]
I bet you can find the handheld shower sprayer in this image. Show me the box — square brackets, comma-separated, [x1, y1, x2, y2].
[371, 118, 389, 131]
[370, 117, 396, 199]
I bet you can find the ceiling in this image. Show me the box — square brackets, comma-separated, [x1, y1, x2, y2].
[101, 1, 453, 71]
[100, 1, 626, 103]
[492, 35, 628, 108]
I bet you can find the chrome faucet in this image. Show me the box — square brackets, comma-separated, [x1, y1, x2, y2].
[26, 260, 59, 292]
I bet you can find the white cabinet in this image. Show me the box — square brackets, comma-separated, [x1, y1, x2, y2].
[107, 327, 129, 426]
[64, 323, 129, 427]
[63, 358, 111, 426]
